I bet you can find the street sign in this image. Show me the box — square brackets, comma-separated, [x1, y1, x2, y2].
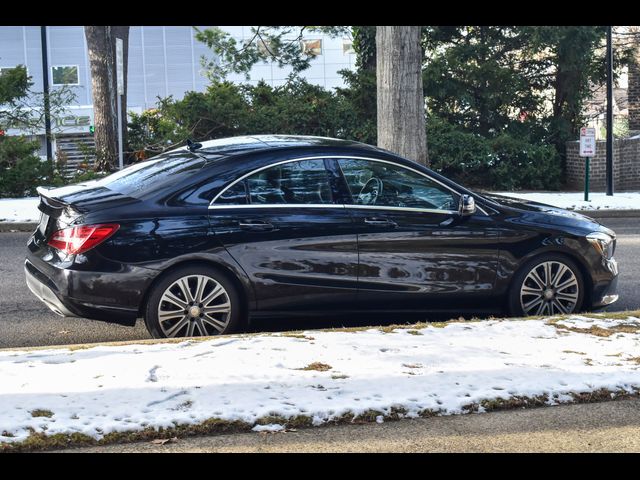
[116, 38, 124, 96]
[579, 127, 596, 157]
[579, 127, 596, 202]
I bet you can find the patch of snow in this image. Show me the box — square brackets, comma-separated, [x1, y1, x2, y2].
[0, 315, 639, 444]
[490, 191, 640, 211]
[252, 424, 285, 432]
[0, 197, 39, 223]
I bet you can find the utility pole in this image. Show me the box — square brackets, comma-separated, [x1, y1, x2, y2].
[606, 25, 614, 196]
[40, 26, 53, 165]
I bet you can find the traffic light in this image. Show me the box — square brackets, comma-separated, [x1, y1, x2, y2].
[89, 125, 95, 134]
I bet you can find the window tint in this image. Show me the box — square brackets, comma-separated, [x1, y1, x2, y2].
[338, 159, 458, 211]
[246, 159, 333, 205]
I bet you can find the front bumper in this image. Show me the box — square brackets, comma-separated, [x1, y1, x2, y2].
[591, 257, 619, 308]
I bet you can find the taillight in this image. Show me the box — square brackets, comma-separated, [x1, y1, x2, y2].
[47, 224, 120, 255]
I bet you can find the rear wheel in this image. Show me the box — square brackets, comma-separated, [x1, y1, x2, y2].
[508, 254, 584, 317]
[144, 266, 245, 338]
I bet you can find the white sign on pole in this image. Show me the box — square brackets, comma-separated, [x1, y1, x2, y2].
[115, 38, 124, 170]
[579, 127, 596, 157]
[116, 38, 124, 95]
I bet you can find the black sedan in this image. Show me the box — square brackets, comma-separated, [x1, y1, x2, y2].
[25, 135, 619, 338]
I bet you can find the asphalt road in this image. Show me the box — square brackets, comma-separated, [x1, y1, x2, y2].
[1, 216, 639, 349]
[59, 397, 640, 453]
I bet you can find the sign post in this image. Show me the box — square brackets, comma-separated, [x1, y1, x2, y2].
[116, 37, 124, 170]
[579, 127, 596, 202]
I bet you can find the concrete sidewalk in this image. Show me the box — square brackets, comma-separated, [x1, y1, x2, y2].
[55, 397, 640, 453]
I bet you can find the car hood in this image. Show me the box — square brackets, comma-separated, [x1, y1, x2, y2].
[480, 193, 609, 232]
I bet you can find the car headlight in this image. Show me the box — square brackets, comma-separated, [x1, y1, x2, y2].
[586, 232, 615, 259]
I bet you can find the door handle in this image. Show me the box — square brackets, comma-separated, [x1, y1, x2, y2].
[238, 220, 275, 231]
[363, 217, 398, 227]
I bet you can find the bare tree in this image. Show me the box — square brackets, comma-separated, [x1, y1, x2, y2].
[376, 26, 428, 165]
[84, 26, 129, 171]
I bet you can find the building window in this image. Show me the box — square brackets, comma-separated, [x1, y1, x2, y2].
[0, 66, 26, 77]
[52, 65, 79, 86]
[301, 39, 322, 56]
[342, 40, 355, 55]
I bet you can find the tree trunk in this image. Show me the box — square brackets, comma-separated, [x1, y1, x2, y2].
[84, 26, 129, 171]
[376, 26, 428, 165]
[628, 26, 640, 134]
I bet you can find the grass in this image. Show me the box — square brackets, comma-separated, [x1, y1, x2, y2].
[30, 409, 53, 418]
[297, 362, 332, 372]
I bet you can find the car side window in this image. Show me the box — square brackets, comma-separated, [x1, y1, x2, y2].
[216, 181, 248, 205]
[245, 159, 333, 205]
[338, 159, 458, 211]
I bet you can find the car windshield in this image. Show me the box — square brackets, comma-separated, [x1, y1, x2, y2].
[91, 153, 206, 199]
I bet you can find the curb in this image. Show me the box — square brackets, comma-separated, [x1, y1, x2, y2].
[1, 210, 639, 232]
[576, 210, 640, 219]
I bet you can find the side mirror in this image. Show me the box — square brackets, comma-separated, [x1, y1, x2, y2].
[459, 194, 476, 216]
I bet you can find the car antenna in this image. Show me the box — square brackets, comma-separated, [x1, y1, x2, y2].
[186, 139, 203, 152]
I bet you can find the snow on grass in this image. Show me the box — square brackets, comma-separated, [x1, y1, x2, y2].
[1, 314, 640, 447]
[0, 197, 39, 223]
[491, 191, 640, 211]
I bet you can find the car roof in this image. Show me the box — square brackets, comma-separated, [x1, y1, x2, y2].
[174, 134, 382, 157]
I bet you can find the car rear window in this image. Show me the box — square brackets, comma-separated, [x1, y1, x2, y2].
[93, 153, 206, 199]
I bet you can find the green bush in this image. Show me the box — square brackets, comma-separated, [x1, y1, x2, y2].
[127, 76, 374, 159]
[427, 116, 561, 191]
[127, 76, 563, 192]
[0, 136, 49, 197]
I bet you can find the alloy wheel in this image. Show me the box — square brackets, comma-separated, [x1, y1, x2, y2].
[519, 260, 580, 316]
[157, 274, 231, 337]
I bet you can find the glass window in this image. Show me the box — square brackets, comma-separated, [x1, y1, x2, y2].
[301, 39, 322, 56]
[216, 181, 248, 205]
[94, 153, 206, 199]
[52, 65, 79, 85]
[245, 159, 332, 205]
[338, 159, 458, 211]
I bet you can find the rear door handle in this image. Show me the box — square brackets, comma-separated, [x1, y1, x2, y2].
[363, 217, 397, 227]
[238, 220, 275, 231]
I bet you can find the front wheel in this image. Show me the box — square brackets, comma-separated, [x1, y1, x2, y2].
[507, 254, 584, 317]
[144, 266, 245, 338]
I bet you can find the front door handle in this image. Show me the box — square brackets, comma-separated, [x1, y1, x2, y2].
[363, 217, 398, 228]
[238, 220, 275, 231]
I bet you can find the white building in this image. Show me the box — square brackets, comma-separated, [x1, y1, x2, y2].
[0, 26, 356, 162]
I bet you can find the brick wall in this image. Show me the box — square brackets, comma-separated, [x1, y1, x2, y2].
[566, 137, 640, 191]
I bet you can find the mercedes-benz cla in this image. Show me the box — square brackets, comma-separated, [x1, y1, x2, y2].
[26, 135, 619, 338]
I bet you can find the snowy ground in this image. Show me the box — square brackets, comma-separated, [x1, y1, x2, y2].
[2, 191, 640, 223]
[1, 314, 639, 445]
[0, 197, 39, 223]
[491, 191, 640, 211]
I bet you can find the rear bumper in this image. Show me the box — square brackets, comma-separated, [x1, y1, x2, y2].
[24, 255, 152, 325]
[25, 261, 77, 317]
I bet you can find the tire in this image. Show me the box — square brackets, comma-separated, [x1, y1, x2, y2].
[507, 254, 585, 317]
[144, 265, 245, 338]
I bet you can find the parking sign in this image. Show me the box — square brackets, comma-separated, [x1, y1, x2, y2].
[579, 127, 596, 157]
